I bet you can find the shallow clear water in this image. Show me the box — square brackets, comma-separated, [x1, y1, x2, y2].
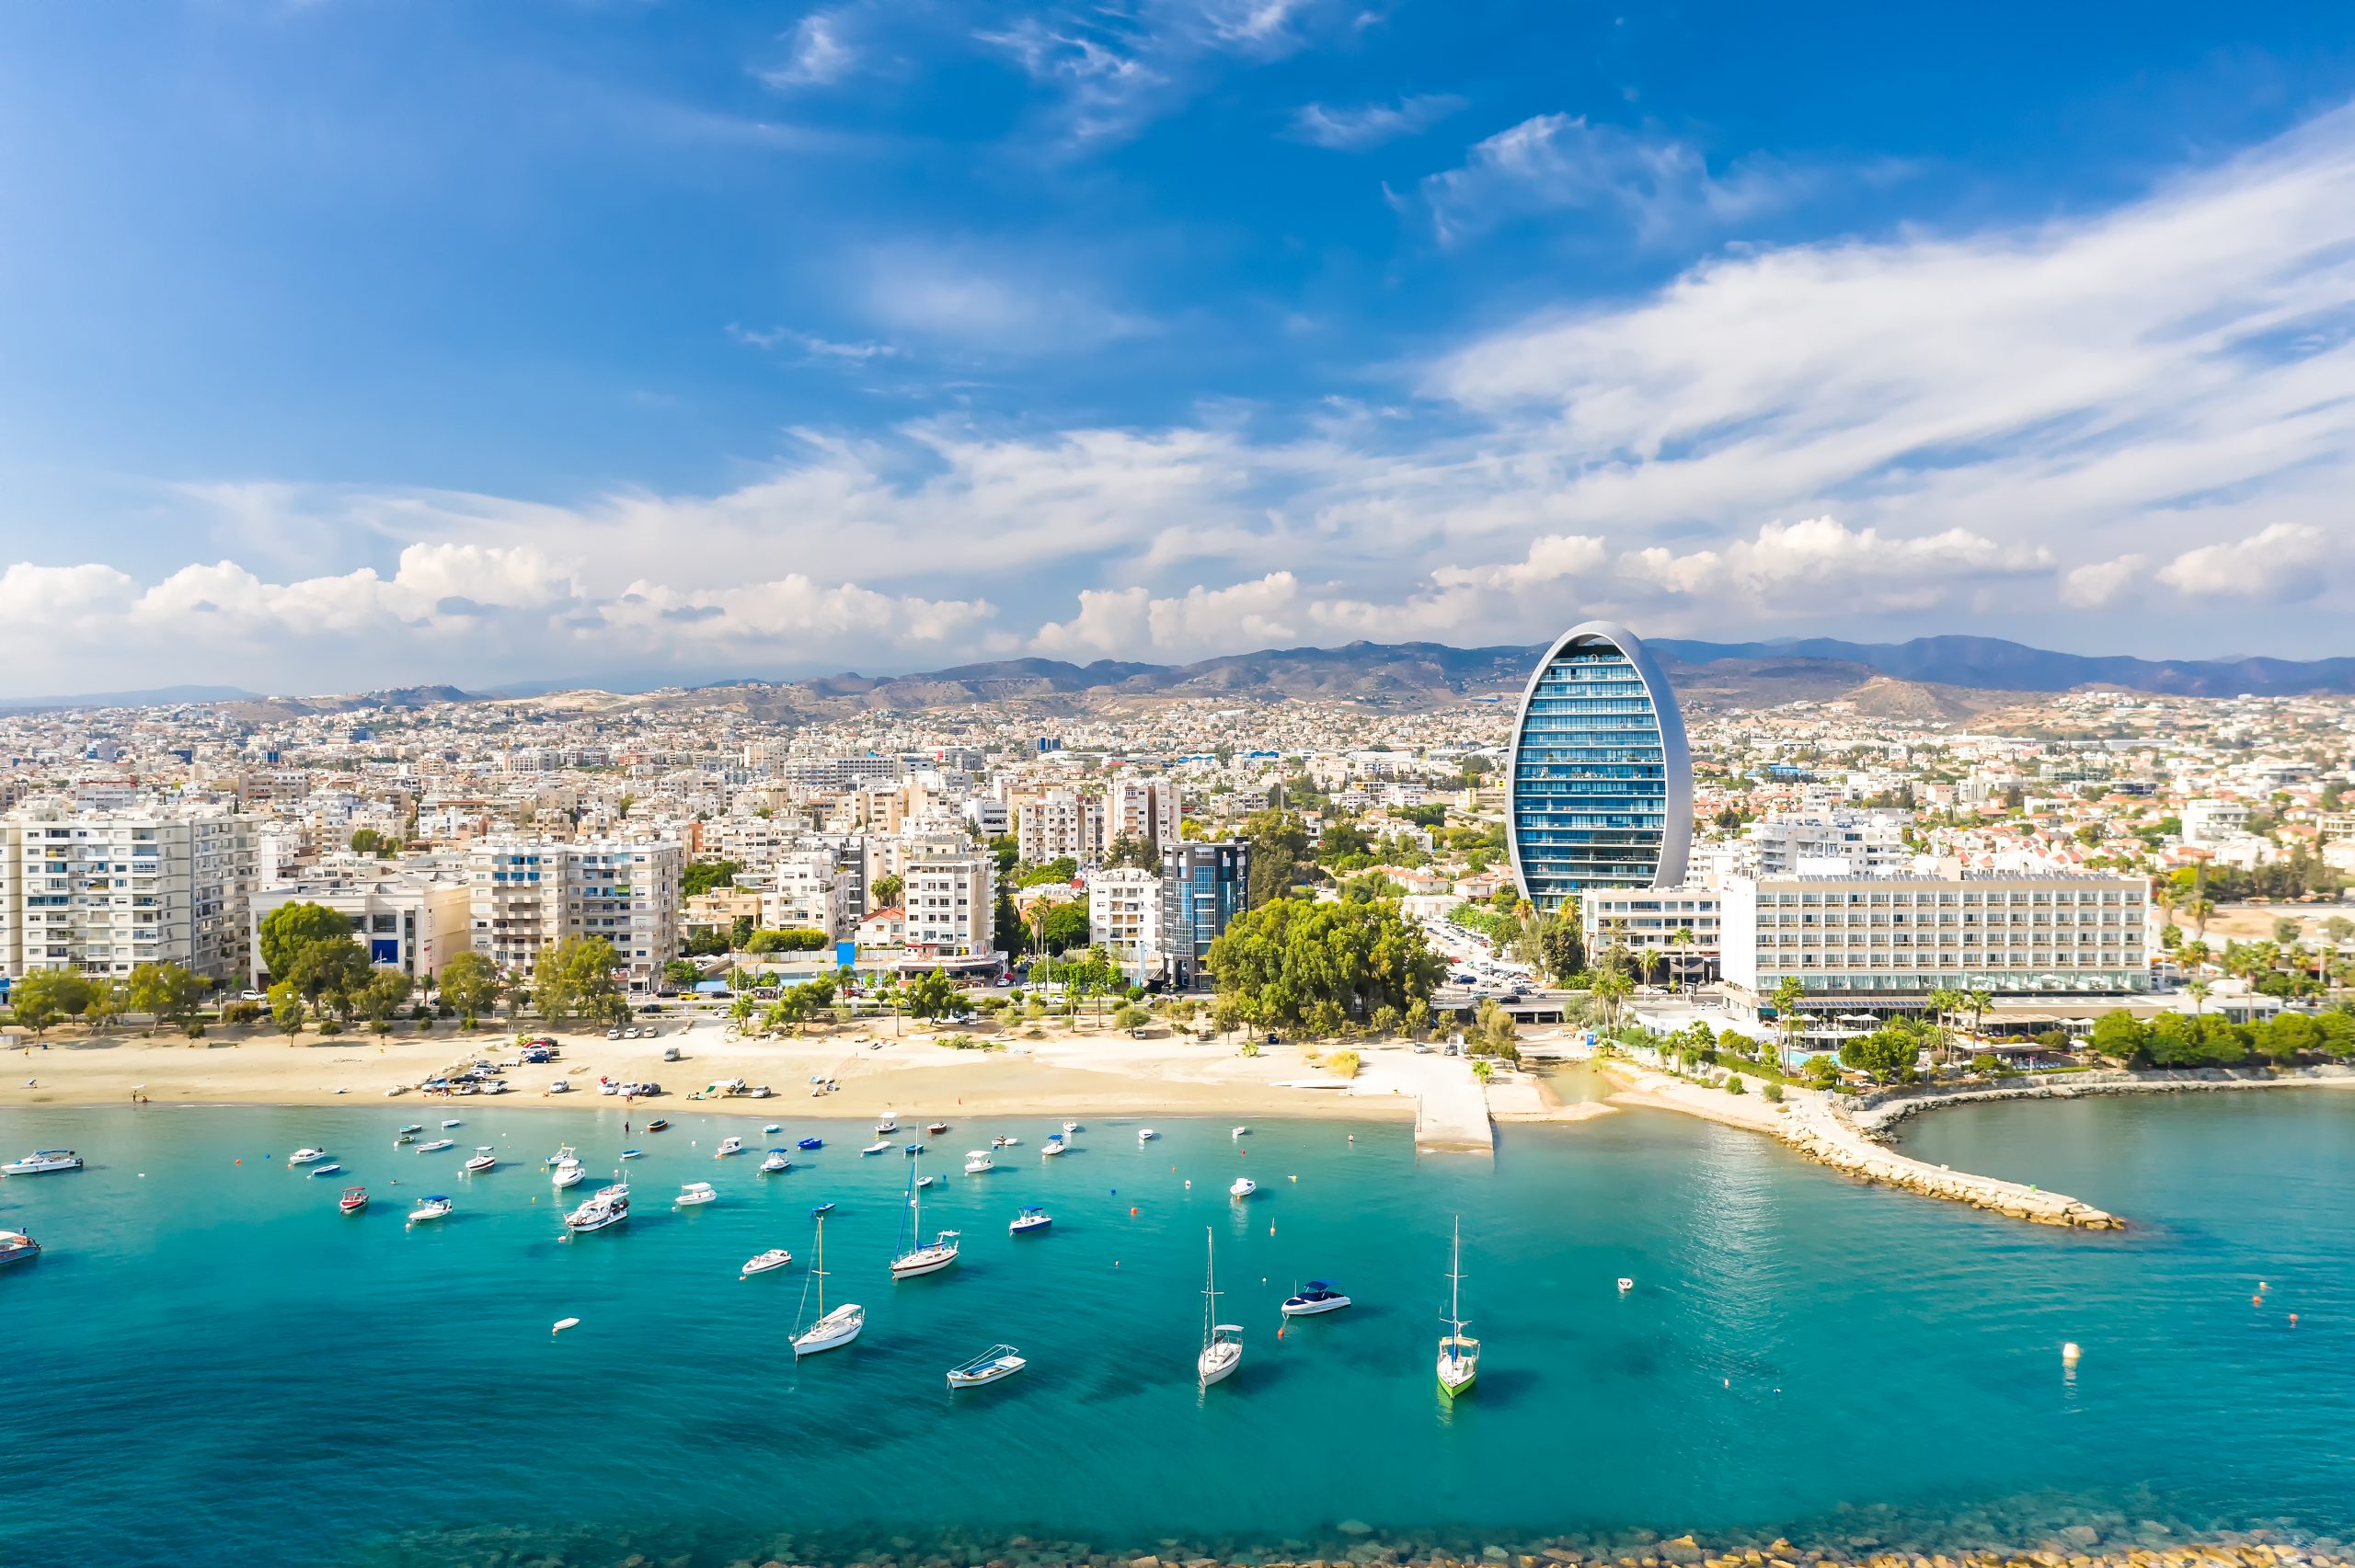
[1, 1093, 2349, 1567]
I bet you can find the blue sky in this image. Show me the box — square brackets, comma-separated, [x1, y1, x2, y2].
[4, 1, 2355, 695]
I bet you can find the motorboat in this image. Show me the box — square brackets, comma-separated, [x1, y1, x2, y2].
[546, 1144, 578, 1167]
[991, 1135, 1021, 1148]
[926, 1121, 949, 1136]
[945, 1344, 1026, 1389]
[395, 1130, 417, 1146]
[308, 1163, 345, 1178]
[1198, 1227, 1242, 1388]
[861, 1140, 890, 1155]
[741, 1247, 793, 1276]
[0, 1230, 41, 1266]
[1063, 1121, 1081, 1134]
[565, 1180, 630, 1231]
[1232, 1126, 1249, 1139]
[408, 1196, 454, 1223]
[1009, 1207, 1052, 1235]
[792, 1213, 864, 1356]
[761, 1150, 792, 1173]
[1229, 1176, 1258, 1200]
[463, 1148, 498, 1173]
[902, 1142, 925, 1155]
[286, 1148, 329, 1168]
[338, 1185, 370, 1214]
[915, 1174, 936, 1189]
[552, 1158, 585, 1189]
[619, 1148, 644, 1161]
[646, 1119, 670, 1133]
[874, 1113, 899, 1134]
[809, 1201, 835, 1216]
[674, 1181, 718, 1207]
[1137, 1128, 1158, 1142]
[963, 1150, 994, 1175]
[715, 1136, 745, 1159]
[890, 1150, 960, 1278]
[1040, 1138, 1067, 1158]
[398, 1125, 424, 1136]
[2, 1150, 84, 1175]
[417, 1139, 454, 1153]
[796, 1136, 823, 1150]
[1281, 1280, 1351, 1316]
[441, 1119, 462, 1128]
[1437, 1216, 1479, 1399]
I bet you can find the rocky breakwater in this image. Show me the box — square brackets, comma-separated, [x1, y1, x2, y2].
[1775, 1092, 2121, 1230]
[1847, 1065, 2355, 1136]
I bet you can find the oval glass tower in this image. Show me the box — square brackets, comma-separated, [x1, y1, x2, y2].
[1505, 621, 1693, 912]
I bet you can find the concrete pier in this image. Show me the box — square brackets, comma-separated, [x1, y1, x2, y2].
[1413, 1059, 1496, 1154]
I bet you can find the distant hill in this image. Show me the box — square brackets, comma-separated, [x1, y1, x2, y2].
[0, 683, 259, 714]
[1648, 635, 2355, 698]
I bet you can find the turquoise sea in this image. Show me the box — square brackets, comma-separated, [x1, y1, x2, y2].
[2, 1083, 2350, 1567]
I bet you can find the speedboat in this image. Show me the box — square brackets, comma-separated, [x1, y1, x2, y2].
[285, 1148, 329, 1168]
[902, 1142, 925, 1155]
[441, 1119, 462, 1128]
[991, 1135, 1021, 1148]
[1137, 1128, 1157, 1142]
[619, 1148, 644, 1160]
[463, 1148, 498, 1173]
[1232, 1126, 1249, 1139]
[741, 1247, 793, 1276]
[1010, 1207, 1052, 1235]
[1, 1150, 84, 1175]
[1229, 1176, 1258, 1200]
[552, 1158, 585, 1189]
[809, 1201, 835, 1216]
[716, 1136, 745, 1159]
[1040, 1138, 1067, 1158]
[308, 1162, 345, 1177]
[1281, 1280, 1351, 1316]
[646, 1119, 670, 1133]
[417, 1139, 454, 1153]
[395, 1130, 417, 1146]
[761, 1150, 792, 1173]
[546, 1144, 578, 1168]
[861, 1141, 890, 1156]
[874, 1114, 899, 1135]
[674, 1181, 717, 1207]
[764, 1124, 782, 1134]
[963, 1150, 994, 1175]
[796, 1136, 823, 1150]
[945, 1344, 1026, 1389]
[1063, 1121, 1081, 1135]
[915, 1174, 936, 1189]
[0, 1230, 42, 1266]
[565, 1181, 630, 1231]
[398, 1125, 424, 1137]
[408, 1196, 454, 1223]
[926, 1121, 949, 1136]
[338, 1185, 370, 1214]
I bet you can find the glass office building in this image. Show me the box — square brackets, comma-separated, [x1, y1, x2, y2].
[1160, 840, 1250, 990]
[1506, 621, 1692, 913]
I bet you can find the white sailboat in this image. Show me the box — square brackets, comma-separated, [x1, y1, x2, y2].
[889, 1148, 960, 1278]
[1197, 1226, 1243, 1389]
[1437, 1215, 1479, 1399]
[792, 1213, 865, 1356]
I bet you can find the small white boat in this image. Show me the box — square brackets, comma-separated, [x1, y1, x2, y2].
[2, 1150, 84, 1175]
[308, 1162, 345, 1178]
[1197, 1228, 1241, 1388]
[286, 1148, 329, 1167]
[1617, 1276, 1635, 1293]
[1010, 1207, 1052, 1235]
[1063, 1121, 1081, 1134]
[441, 1119, 462, 1128]
[552, 1158, 585, 1190]
[741, 1247, 793, 1276]
[1040, 1138, 1067, 1158]
[963, 1150, 994, 1175]
[945, 1344, 1026, 1389]
[408, 1196, 454, 1223]
[792, 1214, 864, 1356]
[764, 1124, 782, 1134]
[991, 1135, 1021, 1149]
[861, 1140, 891, 1156]
[1281, 1280, 1351, 1316]
[546, 1144, 577, 1168]
[417, 1139, 454, 1153]
[1229, 1176, 1258, 1200]
[398, 1125, 424, 1136]
[716, 1136, 745, 1159]
[0, 1230, 41, 1266]
[761, 1150, 792, 1173]
[675, 1181, 717, 1207]
[1137, 1127, 1157, 1142]
[915, 1174, 936, 1189]
[463, 1147, 498, 1173]
[565, 1180, 630, 1231]
[875, 1113, 899, 1134]
[1232, 1126, 1249, 1139]
[619, 1148, 645, 1160]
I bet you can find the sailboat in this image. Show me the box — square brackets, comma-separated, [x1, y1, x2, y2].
[888, 1147, 960, 1279]
[1197, 1226, 1243, 1389]
[1437, 1215, 1479, 1399]
[793, 1213, 864, 1356]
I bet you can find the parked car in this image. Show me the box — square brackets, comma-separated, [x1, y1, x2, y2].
[606, 1028, 622, 1039]
[661, 1046, 681, 1062]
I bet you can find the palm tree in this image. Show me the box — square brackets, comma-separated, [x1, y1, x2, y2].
[1925, 986, 1961, 1066]
[1590, 966, 1634, 1035]
[2186, 979, 2211, 1017]
[1668, 927, 1695, 995]
[1964, 988, 1993, 1047]
[1770, 974, 1806, 1070]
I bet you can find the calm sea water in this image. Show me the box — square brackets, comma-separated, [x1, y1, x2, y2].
[2, 1086, 2350, 1567]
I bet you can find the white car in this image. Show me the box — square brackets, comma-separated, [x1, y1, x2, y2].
[548, 1080, 571, 1093]
[606, 1028, 621, 1039]
[623, 1027, 640, 1039]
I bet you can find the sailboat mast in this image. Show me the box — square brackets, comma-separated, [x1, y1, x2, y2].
[814, 1215, 826, 1316]
[1448, 1215, 1465, 1335]
[1202, 1226, 1217, 1349]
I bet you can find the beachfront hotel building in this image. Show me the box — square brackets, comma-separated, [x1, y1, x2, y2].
[1718, 869, 2151, 1020]
[0, 801, 255, 987]
[466, 836, 684, 981]
[1580, 886, 1722, 980]
[1506, 621, 1693, 913]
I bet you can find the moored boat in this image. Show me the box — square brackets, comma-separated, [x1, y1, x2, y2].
[565, 1179, 630, 1232]
[797, 1136, 823, 1150]
[791, 1212, 864, 1356]
[1009, 1206, 1052, 1235]
[945, 1344, 1026, 1389]
[308, 1162, 345, 1177]
[1040, 1137, 1067, 1158]
[2, 1150, 84, 1175]
[1137, 1127, 1157, 1142]
[890, 1149, 959, 1278]
[285, 1148, 329, 1168]
[1437, 1216, 1479, 1399]
[761, 1150, 792, 1173]
[1063, 1121, 1081, 1135]
[741, 1247, 793, 1276]
[646, 1119, 670, 1133]
[408, 1195, 454, 1223]
[861, 1140, 890, 1155]
[990, 1135, 1021, 1148]
[463, 1147, 498, 1173]
[619, 1148, 644, 1160]
[338, 1185, 370, 1214]
[674, 1181, 717, 1207]
[926, 1121, 949, 1136]
[1229, 1176, 1258, 1199]
[417, 1139, 454, 1153]
[1281, 1280, 1351, 1316]
[1197, 1227, 1242, 1388]
[716, 1136, 745, 1159]
[552, 1157, 585, 1189]
[963, 1150, 994, 1174]
[0, 1230, 40, 1266]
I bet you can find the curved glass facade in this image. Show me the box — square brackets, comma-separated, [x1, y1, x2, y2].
[1506, 622, 1692, 913]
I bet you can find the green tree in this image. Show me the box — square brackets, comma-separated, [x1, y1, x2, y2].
[745, 928, 830, 954]
[904, 967, 959, 1021]
[288, 940, 373, 1021]
[1514, 908, 1584, 983]
[1469, 999, 1521, 1062]
[729, 914, 755, 951]
[992, 888, 1024, 956]
[1766, 975, 1806, 1066]
[661, 958, 701, 989]
[2087, 1010, 2148, 1064]
[869, 874, 905, 910]
[83, 977, 131, 1034]
[258, 901, 357, 981]
[356, 970, 414, 1029]
[1589, 964, 1636, 1034]
[533, 936, 627, 1026]
[1326, 1048, 1362, 1080]
[1040, 900, 1090, 954]
[126, 962, 205, 1033]
[1241, 809, 1313, 905]
[1204, 891, 1445, 1031]
[349, 828, 384, 855]
[437, 951, 502, 1027]
[1840, 1025, 1920, 1083]
[682, 859, 741, 897]
[1105, 833, 1158, 871]
[2261, 1011, 2320, 1062]
[268, 979, 306, 1035]
[8, 968, 93, 1036]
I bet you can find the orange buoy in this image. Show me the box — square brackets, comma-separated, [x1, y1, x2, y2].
[1129, 1206, 1138, 1215]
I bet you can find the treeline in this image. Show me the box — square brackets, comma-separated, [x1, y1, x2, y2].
[2089, 1006, 2355, 1068]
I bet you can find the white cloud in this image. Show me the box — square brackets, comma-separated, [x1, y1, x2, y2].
[1430, 532, 1607, 592]
[856, 245, 1151, 351]
[761, 11, 856, 89]
[1289, 93, 1462, 150]
[2060, 555, 2148, 610]
[1619, 518, 2050, 607]
[2156, 524, 2334, 601]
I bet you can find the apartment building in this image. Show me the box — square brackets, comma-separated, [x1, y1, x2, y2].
[2181, 798, 2252, 846]
[247, 870, 472, 988]
[755, 852, 851, 939]
[1161, 841, 1250, 990]
[467, 837, 684, 979]
[1106, 776, 1182, 852]
[899, 833, 995, 961]
[1017, 788, 1102, 864]
[1720, 870, 2150, 1016]
[0, 802, 255, 985]
[1580, 886, 1721, 976]
[1744, 809, 1912, 876]
[1087, 866, 1163, 978]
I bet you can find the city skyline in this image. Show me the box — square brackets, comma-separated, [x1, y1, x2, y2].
[6, 4, 2355, 695]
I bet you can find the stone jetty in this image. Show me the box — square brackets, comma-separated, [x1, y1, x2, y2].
[1777, 1091, 2122, 1228]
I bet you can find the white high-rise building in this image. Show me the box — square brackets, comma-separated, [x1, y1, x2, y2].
[1017, 789, 1103, 864]
[1744, 810, 1912, 876]
[1087, 866, 1163, 977]
[754, 852, 850, 940]
[1106, 777, 1181, 852]
[899, 832, 995, 961]
[0, 802, 255, 985]
[466, 838, 684, 979]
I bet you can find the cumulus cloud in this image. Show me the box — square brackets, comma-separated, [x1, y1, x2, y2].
[1619, 518, 2051, 607]
[761, 11, 857, 89]
[2061, 555, 2148, 610]
[2156, 524, 2335, 601]
[1289, 94, 1463, 150]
